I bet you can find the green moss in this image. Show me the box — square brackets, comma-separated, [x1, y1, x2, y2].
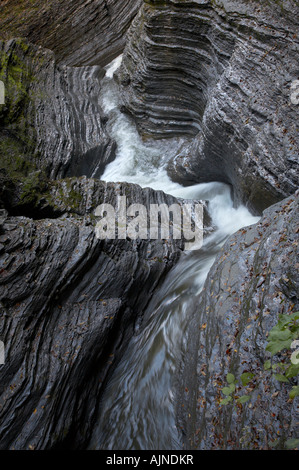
[0, 131, 48, 210]
[19, 170, 48, 205]
[0, 40, 34, 134]
[0, 135, 30, 176]
[0, 39, 41, 197]
[0, 134, 86, 215]
[51, 178, 84, 211]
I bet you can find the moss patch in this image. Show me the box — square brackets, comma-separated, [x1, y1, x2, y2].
[0, 130, 47, 210]
[0, 38, 35, 145]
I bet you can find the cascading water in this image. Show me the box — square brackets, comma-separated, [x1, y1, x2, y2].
[88, 56, 260, 450]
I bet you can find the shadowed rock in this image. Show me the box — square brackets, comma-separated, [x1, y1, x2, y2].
[0, 178, 211, 449]
[117, 0, 299, 214]
[0, 39, 119, 181]
[0, 0, 141, 67]
[0, 0, 298, 452]
[176, 192, 299, 450]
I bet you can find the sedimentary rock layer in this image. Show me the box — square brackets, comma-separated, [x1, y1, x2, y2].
[0, 179, 203, 449]
[177, 192, 299, 449]
[0, 0, 141, 66]
[0, 39, 115, 180]
[118, 0, 299, 213]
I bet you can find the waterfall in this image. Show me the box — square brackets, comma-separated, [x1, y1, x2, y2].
[88, 56, 260, 450]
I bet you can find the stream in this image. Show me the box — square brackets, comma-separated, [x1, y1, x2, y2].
[88, 56, 260, 450]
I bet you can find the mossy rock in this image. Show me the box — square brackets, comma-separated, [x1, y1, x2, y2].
[0, 130, 48, 212]
[0, 39, 32, 124]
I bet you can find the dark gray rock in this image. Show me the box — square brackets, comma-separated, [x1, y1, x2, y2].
[0, 179, 211, 449]
[117, 0, 299, 214]
[176, 192, 299, 450]
[46, 176, 211, 225]
[0, 0, 141, 67]
[0, 38, 116, 181]
[0, 185, 181, 449]
[0, 0, 298, 452]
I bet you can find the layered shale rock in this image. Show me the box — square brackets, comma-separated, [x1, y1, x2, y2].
[0, 0, 141, 66]
[117, 0, 299, 213]
[0, 178, 210, 449]
[0, 38, 116, 182]
[177, 192, 299, 450]
[0, 0, 298, 452]
[0, 23, 212, 450]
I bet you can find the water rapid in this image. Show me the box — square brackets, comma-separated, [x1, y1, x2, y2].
[88, 56, 260, 450]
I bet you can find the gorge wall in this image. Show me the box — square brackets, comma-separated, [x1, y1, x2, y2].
[0, 0, 298, 451]
[0, 38, 117, 186]
[117, 0, 299, 214]
[177, 192, 299, 449]
[0, 0, 141, 66]
[0, 176, 210, 449]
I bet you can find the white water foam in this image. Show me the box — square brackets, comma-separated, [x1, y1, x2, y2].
[102, 55, 259, 234]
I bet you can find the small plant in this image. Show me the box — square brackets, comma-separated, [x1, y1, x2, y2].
[220, 372, 254, 406]
[285, 438, 299, 450]
[220, 313, 299, 406]
[264, 311, 299, 398]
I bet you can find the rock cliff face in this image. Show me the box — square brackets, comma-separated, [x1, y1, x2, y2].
[0, 0, 141, 66]
[0, 178, 209, 449]
[177, 193, 299, 449]
[0, 0, 298, 452]
[117, 0, 299, 213]
[0, 39, 116, 182]
[0, 30, 212, 449]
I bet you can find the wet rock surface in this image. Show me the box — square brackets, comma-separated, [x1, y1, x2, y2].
[0, 39, 116, 181]
[0, 0, 298, 452]
[0, 0, 141, 67]
[117, 0, 299, 214]
[176, 193, 299, 449]
[0, 180, 206, 449]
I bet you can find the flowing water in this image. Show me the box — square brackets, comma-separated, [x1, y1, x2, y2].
[88, 56, 260, 450]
